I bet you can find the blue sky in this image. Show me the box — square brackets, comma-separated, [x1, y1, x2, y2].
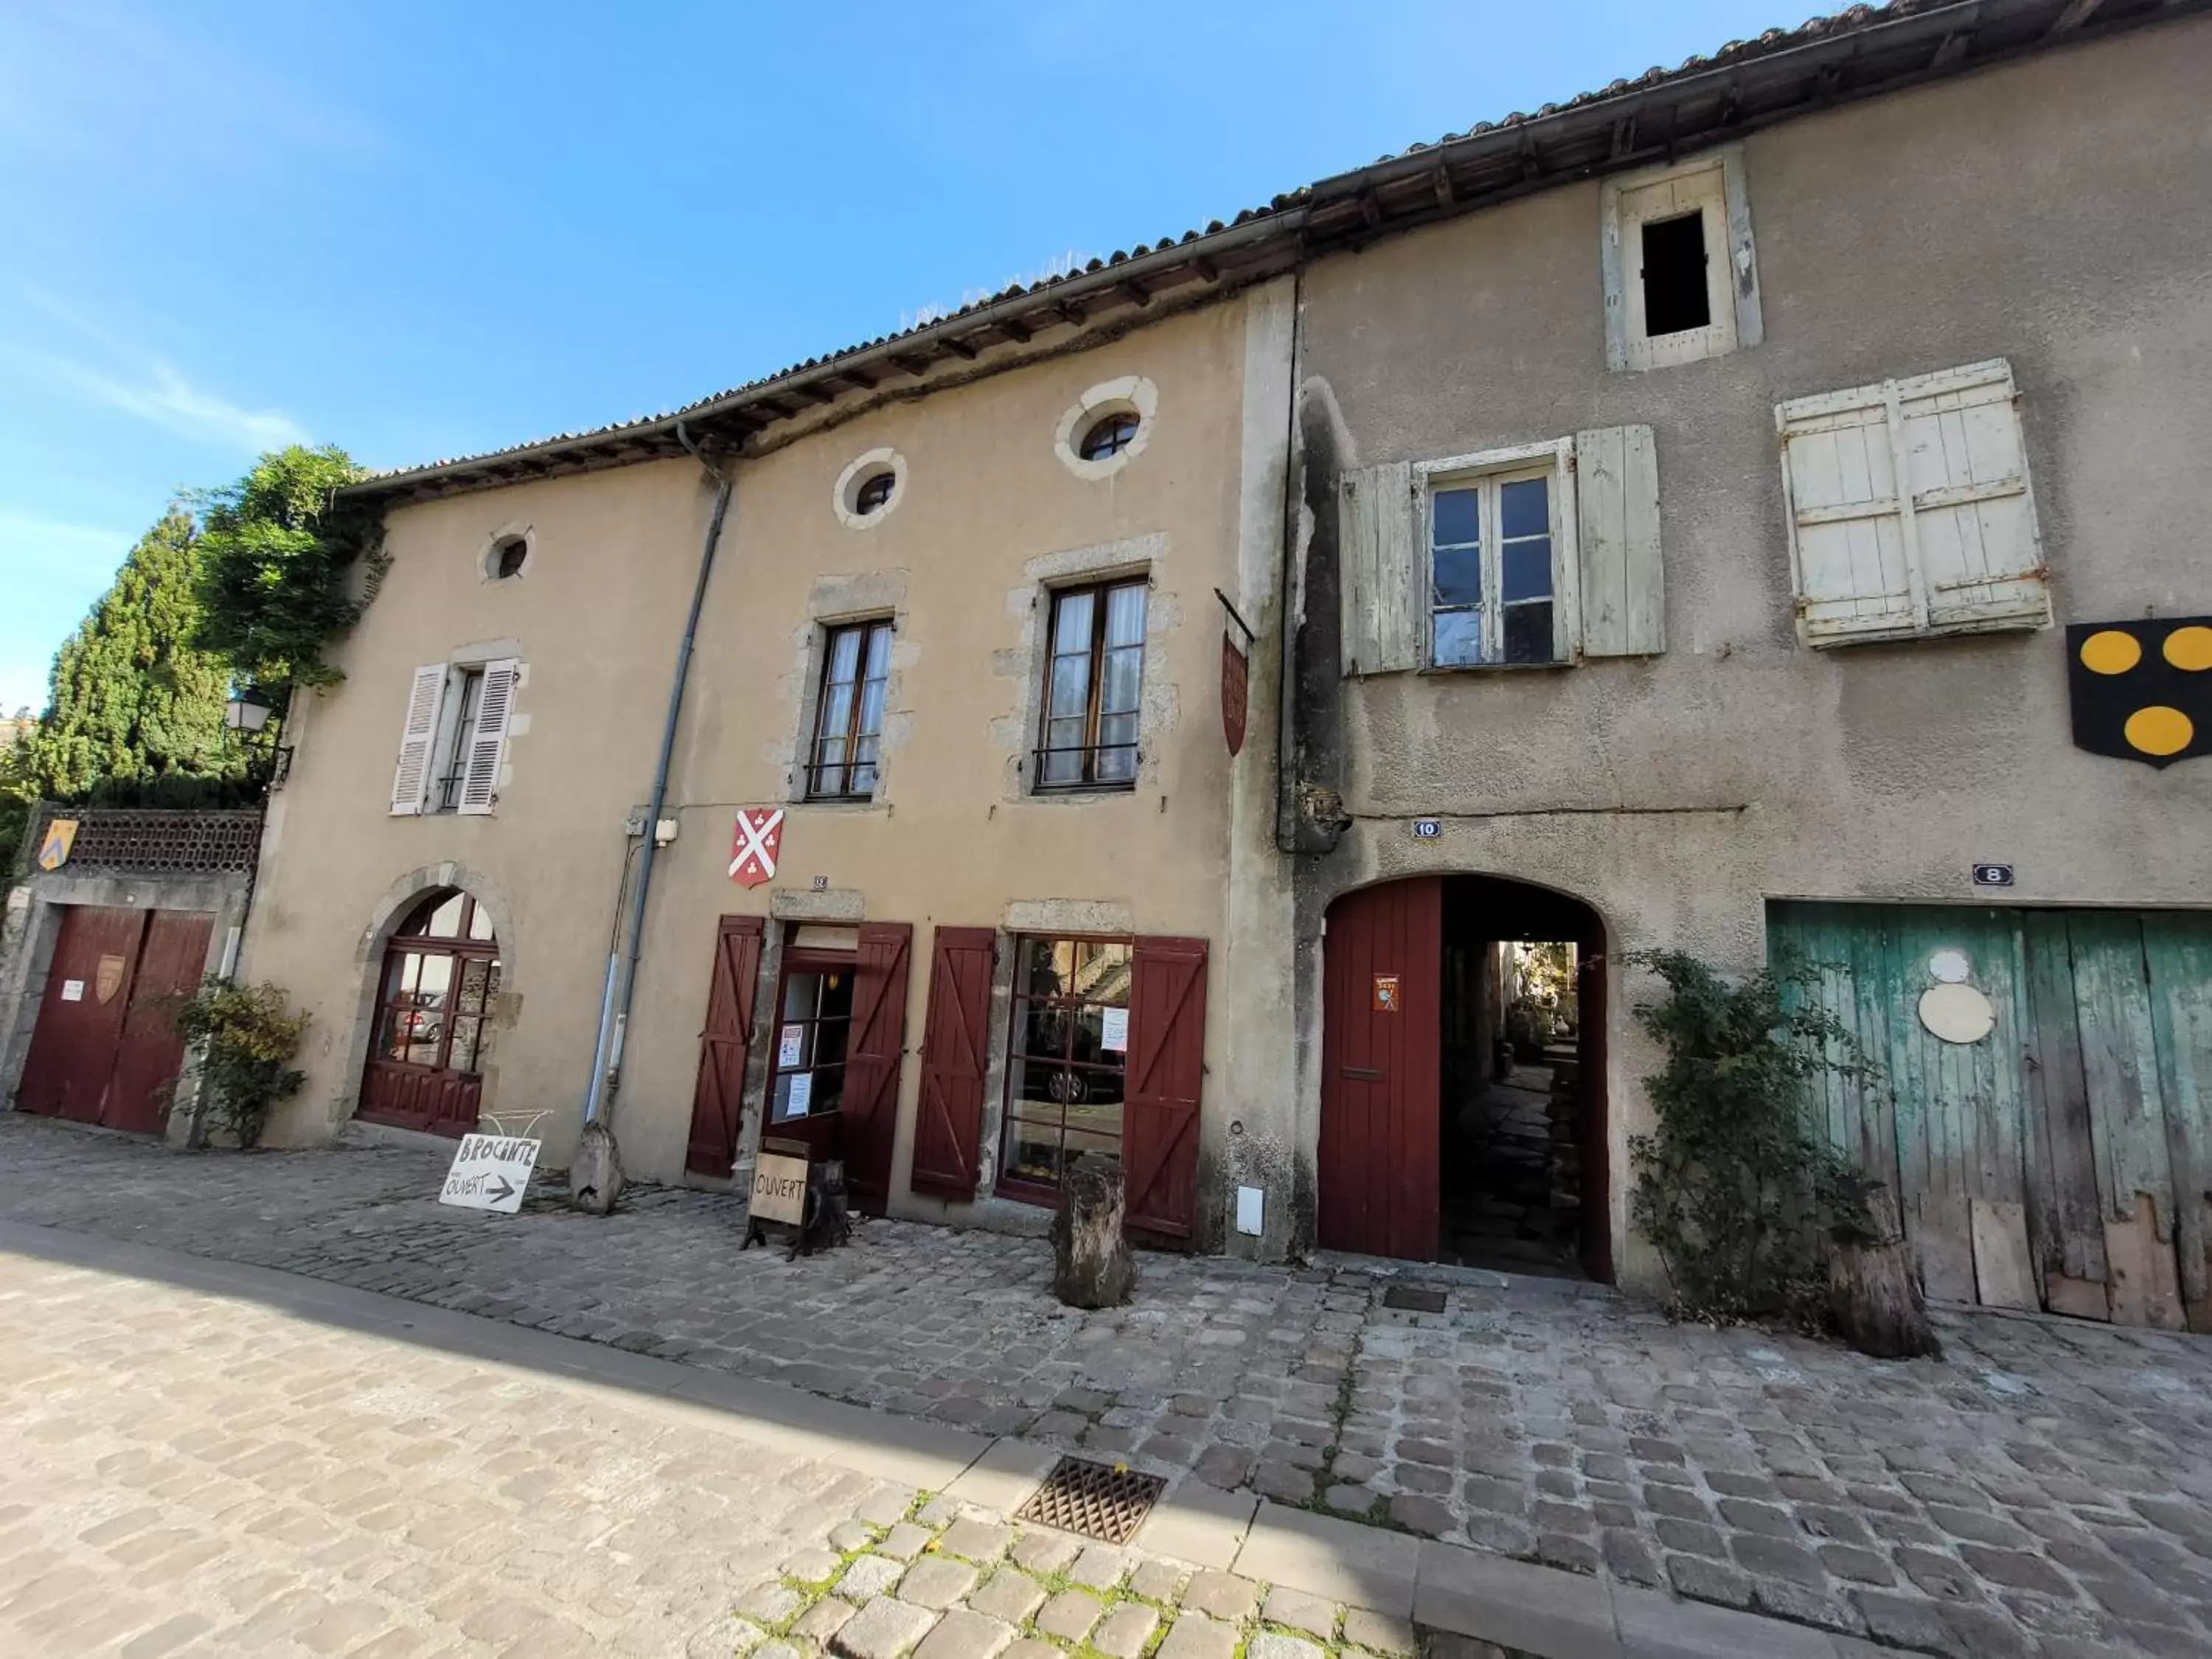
[0, 0, 1798, 716]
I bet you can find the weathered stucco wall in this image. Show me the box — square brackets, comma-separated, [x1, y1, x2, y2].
[1281, 19, 2212, 1287]
[240, 294, 1285, 1246]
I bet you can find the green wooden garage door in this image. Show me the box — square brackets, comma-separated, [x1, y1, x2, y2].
[1769, 902, 2212, 1331]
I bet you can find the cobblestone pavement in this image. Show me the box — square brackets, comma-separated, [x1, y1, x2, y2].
[4, 1115, 2211, 1655]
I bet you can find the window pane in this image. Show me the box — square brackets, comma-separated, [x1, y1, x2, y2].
[1503, 602, 1557, 664]
[448, 1015, 484, 1075]
[1019, 998, 1070, 1060]
[1433, 544, 1482, 608]
[863, 623, 893, 678]
[1063, 1096, 1124, 1162]
[1105, 584, 1147, 648]
[467, 902, 495, 942]
[1048, 655, 1091, 720]
[1434, 609, 1484, 667]
[1432, 487, 1479, 548]
[855, 676, 887, 741]
[1020, 938, 1071, 997]
[458, 958, 494, 1017]
[416, 955, 454, 1001]
[1501, 538, 1554, 604]
[1043, 719, 1085, 782]
[1052, 590, 1095, 653]
[1097, 714, 1138, 779]
[1500, 477, 1550, 540]
[1101, 647, 1142, 717]
[425, 892, 467, 939]
[782, 972, 820, 1022]
[827, 627, 862, 684]
[819, 681, 855, 744]
[1075, 941, 1132, 1003]
[1004, 1119, 1062, 1189]
[1641, 211, 1712, 336]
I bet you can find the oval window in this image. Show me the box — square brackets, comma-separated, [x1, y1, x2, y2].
[493, 537, 527, 579]
[853, 470, 897, 516]
[1079, 411, 1141, 462]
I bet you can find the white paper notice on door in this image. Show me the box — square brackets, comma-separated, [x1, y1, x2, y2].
[1100, 1006, 1130, 1053]
[784, 1071, 813, 1116]
[60, 980, 85, 1003]
[777, 1024, 804, 1068]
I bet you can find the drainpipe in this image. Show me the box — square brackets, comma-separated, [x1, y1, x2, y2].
[572, 422, 732, 1211]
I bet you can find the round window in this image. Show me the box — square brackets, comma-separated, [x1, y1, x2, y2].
[1079, 411, 1141, 462]
[491, 536, 528, 580]
[853, 470, 897, 516]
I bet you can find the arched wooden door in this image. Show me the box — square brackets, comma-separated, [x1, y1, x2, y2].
[1318, 878, 1442, 1260]
[359, 889, 500, 1138]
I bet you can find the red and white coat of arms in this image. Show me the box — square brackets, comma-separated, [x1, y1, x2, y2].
[728, 808, 785, 888]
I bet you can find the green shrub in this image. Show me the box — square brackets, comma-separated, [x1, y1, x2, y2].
[1627, 948, 1878, 1326]
[172, 979, 309, 1150]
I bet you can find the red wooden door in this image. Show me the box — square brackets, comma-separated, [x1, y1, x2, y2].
[1124, 936, 1209, 1242]
[841, 922, 913, 1213]
[685, 917, 765, 1178]
[105, 911, 213, 1136]
[911, 927, 996, 1200]
[1319, 879, 1441, 1260]
[17, 906, 147, 1127]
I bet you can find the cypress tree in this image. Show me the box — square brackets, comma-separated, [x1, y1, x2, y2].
[17, 507, 236, 800]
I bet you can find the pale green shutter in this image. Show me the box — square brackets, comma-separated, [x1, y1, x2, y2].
[1338, 462, 1421, 675]
[1574, 425, 1664, 657]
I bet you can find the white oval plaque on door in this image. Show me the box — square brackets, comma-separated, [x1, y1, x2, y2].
[1919, 983, 1996, 1045]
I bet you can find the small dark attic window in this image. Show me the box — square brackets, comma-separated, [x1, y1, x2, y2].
[854, 470, 897, 515]
[1079, 411, 1141, 462]
[1641, 212, 1711, 338]
[493, 538, 528, 579]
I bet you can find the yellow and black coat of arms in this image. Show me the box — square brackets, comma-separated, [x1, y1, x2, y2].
[2067, 619, 2212, 768]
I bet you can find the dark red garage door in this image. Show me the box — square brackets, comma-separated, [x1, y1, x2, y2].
[18, 905, 212, 1136]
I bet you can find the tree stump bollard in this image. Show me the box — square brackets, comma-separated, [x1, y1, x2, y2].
[1052, 1155, 1134, 1309]
[1829, 1182, 1941, 1360]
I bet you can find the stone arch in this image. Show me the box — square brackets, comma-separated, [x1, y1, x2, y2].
[327, 863, 518, 1135]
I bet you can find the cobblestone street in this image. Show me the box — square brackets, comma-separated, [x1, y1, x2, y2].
[4, 1115, 2211, 1655]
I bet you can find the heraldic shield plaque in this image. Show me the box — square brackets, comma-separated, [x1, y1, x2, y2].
[2067, 618, 2212, 769]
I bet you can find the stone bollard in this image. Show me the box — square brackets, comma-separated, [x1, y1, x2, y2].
[570, 1121, 626, 1216]
[1051, 1155, 1135, 1309]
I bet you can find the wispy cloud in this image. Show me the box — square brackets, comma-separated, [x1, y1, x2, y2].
[10, 348, 310, 453]
[6, 290, 311, 453]
[0, 509, 134, 568]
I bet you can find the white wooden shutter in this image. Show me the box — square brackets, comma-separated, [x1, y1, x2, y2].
[1575, 425, 1664, 657]
[1778, 359, 2045, 647]
[1894, 362, 2047, 632]
[388, 665, 447, 816]
[1338, 462, 1422, 675]
[455, 658, 518, 815]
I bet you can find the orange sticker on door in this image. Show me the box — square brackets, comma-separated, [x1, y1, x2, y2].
[1372, 974, 1400, 1012]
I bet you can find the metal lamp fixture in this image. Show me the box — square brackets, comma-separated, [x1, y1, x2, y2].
[223, 686, 275, 734]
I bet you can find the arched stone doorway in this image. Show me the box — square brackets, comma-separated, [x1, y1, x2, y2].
[1318, 873, 1610, 1280]
[358, 887, 501, 1138]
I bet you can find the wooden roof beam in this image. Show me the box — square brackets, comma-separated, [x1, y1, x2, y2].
[887, 353, 931, 378]
[2047, 0, 2104, 34]
[1119, 279, 1152, 309]
[998, 313, 1033, 344]
[1055, 299, 1088, 326]
[939, 334, 979, 361]
[1930, 27, 1975, 69]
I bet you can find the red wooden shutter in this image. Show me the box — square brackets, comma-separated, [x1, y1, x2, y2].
[1124, 936, 1209, 1241]
[911, 927, 997, 1200]
[841, 922, 914, 1211]
[684, 917, 764, 1178]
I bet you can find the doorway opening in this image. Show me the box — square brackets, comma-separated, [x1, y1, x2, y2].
[1319, 873, 1609, 1279]
[1439, 877, 1606, 1278]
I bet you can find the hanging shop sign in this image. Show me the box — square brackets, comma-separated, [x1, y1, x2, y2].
[1216, 588, 1256, 759]
[2067, 619, 2212, 768]
[36, 818, 77, 872]
[728, 807, 785, 888]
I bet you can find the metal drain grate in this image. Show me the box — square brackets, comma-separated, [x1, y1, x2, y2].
[1383, 1284, 1448, 1313]
[1013, 1456, 1166, 1544]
